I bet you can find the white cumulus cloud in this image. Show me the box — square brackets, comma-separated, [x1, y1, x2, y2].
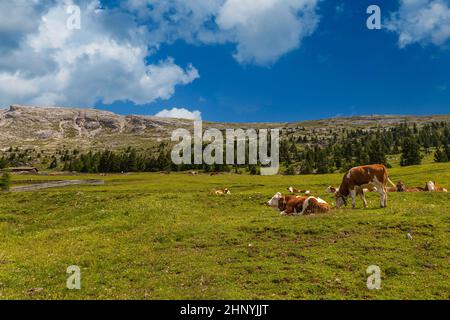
[0, 0, 321, 109]
[216, 0, 319, 65]
[155, 107, 202, 120]
[124, 0, 320, 65]
[387, 0, 450, 48]
[0, 0, 199, 107]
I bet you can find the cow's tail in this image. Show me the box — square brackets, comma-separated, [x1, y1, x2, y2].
[387, 177, 396, 188]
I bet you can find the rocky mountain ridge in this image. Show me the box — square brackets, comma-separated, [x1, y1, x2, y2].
[1, 104, 449, 151]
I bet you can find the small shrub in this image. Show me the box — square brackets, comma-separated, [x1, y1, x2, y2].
[0, 170, 11, 191]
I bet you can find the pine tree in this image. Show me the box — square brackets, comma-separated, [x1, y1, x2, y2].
[48, 157, 58, 169]
[0, 157, 8, 169]
[315, 148, 332, 174]
[434, 145, 449, 163]
[445, 144, 450, 160]
[284, 164, 296, 175]
[300, 158, 314, 174]
[248, 164, 258, 175]
[400, 137, 422, 166]
[0, 170, 11, 191]
[368, 139, 387, 165]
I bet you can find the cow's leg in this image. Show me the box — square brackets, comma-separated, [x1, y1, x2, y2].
[292, 206, 303, 216]
[350, 189, 357, 209]
[359, 190, 368, 209]
[377, 185, 387, 208]
[298, 198, 311, 216]
[281, 205, 295, 216]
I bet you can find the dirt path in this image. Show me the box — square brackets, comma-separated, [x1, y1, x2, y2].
[10, 180, 105, 192]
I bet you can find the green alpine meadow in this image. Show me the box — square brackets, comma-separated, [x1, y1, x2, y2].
[0, 162, 448, 299]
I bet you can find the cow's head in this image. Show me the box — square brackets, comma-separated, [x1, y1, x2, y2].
[396, 181, 406, 192]
[224, 188, 230, 194]
[335, 191, 347, 208]
[426, 181, 436, 191]
[287, 186, 294, 193]
[267, 192, 283, 210]
[326, 186, 337, 194]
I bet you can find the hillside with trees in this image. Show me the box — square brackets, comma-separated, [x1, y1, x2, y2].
[2, 120, 448, 175]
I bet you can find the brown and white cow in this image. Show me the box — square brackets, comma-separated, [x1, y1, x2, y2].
[386, 181, 406, 192]
[386, 181, 447, 193]
[390, 181, 425, 193]
[335, 164, 395, 209]
[267, 192, 330, 216]
[425, 181, 448, 192]
[287, 186, 311, 195]
[212, 188, 230, 195]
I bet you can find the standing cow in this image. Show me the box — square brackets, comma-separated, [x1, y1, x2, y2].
[335, 164, 396, 209]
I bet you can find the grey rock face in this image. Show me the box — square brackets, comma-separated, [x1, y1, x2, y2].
[0, 105, 194, 150]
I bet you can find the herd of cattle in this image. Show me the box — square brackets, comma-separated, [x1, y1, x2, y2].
[211, 164, 448, 217]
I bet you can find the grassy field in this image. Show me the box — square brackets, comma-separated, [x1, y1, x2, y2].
[0, 163, 449, 300]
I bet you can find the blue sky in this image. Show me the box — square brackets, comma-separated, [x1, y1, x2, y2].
[1, 0, 449, 122]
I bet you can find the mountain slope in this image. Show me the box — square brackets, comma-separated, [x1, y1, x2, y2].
[1, 105, 450, 151]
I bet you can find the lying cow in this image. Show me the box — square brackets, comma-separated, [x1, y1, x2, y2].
[212, 188, 230, 195]
[425, 181, 448, 192]
[390, 181, 425, 192]
[393, 181, 447, 193]
[287, 186, 311, 195]
[267, 192, 330, 216]
[386, 181, 407, 192]
[335, 164, 395, 209]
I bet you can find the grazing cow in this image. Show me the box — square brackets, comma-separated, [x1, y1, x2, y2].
[188, 171, 198, 176]
[287, 186, 311, 195]
[212, 188, 230, 195]
[267, 192, 330, 216]
[210, 172, 221, 176]
[335, 164, 395, 209]
[425, 181, 448, 192]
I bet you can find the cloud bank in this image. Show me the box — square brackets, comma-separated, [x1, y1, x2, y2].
[0, 0, 199, 107]
[0, 0, 320, 108]
[125, 0, 320, 65]
[387, 0, 450, 48]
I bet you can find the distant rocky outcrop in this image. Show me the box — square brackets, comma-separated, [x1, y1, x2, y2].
[0, 105, 194, 150]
